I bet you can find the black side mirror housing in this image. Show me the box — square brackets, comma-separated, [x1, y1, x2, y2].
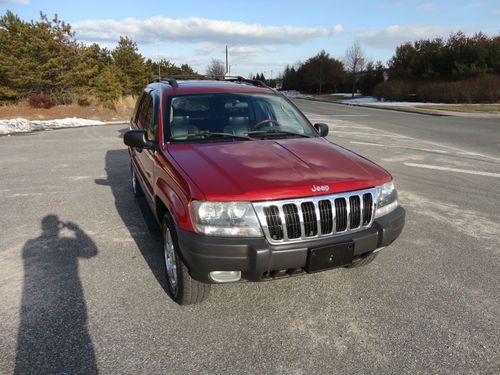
[314, 123, 329, 137]
[123, 129, 156, 150]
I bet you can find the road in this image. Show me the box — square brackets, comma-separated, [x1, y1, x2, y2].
[0, 102, 498, 374]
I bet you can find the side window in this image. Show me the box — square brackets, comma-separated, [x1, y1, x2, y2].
[134, 93, 147, 128]
[137, 95, 151, 130]
[144, 95, 155, 141]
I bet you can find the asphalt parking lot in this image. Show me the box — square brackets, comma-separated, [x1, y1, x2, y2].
[1, 102, 499, 374]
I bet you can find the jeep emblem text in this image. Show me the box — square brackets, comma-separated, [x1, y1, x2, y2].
[311, 185, 330, 192]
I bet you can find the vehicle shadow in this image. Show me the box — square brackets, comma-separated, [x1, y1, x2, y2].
[15, 215, 98, 374]
[95, 149, 167, 292]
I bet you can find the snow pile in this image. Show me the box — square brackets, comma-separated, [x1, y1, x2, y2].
[339, 96, 444, 106]
[330, 93, 362, 98]
[281, 90, 311, 99]
[0, 117, 105, 135]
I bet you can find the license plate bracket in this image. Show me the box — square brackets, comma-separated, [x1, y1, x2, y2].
[306, 242, 354, 272]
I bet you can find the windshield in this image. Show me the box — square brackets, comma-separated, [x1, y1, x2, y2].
[165, 93, 316, 142]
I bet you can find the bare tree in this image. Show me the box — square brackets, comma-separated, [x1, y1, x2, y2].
[344, 43, 365, 98]
[205, 58, 226, 79]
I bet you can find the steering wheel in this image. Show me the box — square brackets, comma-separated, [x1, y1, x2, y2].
[254, 119, 282, 129]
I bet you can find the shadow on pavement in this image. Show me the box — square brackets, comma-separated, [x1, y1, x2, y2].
[95, 149, 167, 292]
[15, 215, 98, 374]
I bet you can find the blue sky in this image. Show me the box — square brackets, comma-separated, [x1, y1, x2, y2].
[2, 0, 499, 77]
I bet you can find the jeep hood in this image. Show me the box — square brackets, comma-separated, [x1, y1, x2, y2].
[167, 138, 391, 201]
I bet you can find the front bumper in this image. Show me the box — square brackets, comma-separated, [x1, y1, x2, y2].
[177, 206, 405, 283]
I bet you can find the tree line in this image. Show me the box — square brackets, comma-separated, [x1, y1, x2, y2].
[375, 32, 500, 103]
[0, 11, 196, 107]
[281, 32, 500, 103]
[2, 9, 499, 106]
[280, 49, 385, 97]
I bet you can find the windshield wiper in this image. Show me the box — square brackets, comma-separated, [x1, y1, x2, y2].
[246, 129, 311, 138]
[172, 131, 253, 141]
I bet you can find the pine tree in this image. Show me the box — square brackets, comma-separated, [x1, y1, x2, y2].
[112, 37, 147, 95]
[92, 64, 123, 107]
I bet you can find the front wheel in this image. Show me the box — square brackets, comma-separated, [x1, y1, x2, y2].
[162, 214, 211, 305]
[130, 163, 143, 197]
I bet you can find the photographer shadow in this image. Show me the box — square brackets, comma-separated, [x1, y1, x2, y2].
[95, 148, 167, 292]
[15, 215, 98, 374]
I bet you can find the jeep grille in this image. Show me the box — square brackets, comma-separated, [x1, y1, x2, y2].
[253, 188, 377, 244]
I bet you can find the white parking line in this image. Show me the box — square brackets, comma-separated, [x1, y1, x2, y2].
[404, 163, 500, 178]
[328, 115, 369, 117]
[350, 141, 449, 154]
[333, 131, 410, 139]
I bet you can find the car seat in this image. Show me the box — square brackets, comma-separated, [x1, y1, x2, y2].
[223, 116, 250, 136]
[170, 116, 199, 139]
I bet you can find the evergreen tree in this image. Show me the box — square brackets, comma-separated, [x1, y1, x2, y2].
[112, 36, 147, 95]
[145, 58, 197, 78]
[0, 11, 80, 102]
[92, 64, 123, 106]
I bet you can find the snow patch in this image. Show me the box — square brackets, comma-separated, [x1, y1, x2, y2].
[330, 93, 362, 98]
[0, 117, 106, 135]
[339, 96, 444, 106]
[280, 90, 312, 99]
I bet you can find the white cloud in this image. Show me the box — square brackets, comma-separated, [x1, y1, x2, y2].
[196, 44, 278, 57]
[73, 16, 330, 45]
[333, 24, 343, 33]
[355, 25, 456, 48]
[0, 0, 29, 6]
[491, 8, 500, 15]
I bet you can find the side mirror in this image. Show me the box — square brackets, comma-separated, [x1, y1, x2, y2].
[314, 123, 329, 137]
[123, 129, 156, 150]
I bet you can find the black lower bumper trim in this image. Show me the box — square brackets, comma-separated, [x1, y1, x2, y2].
[177, 206, 405, 283]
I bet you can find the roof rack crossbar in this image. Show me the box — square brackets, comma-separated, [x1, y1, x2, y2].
[149, 76, 178, 88]
[148, 74, 269, 89]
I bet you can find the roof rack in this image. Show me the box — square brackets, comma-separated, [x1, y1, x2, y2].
[149, 74, 269, 89]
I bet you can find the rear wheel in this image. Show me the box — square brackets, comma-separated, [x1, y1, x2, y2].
[345, 252, 378, 268]
[130, 163, 143, 197]
[162, 214, 210, 305]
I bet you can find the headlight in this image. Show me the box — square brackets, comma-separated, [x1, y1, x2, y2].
[375, 181, 398, 218]
[190, 201, 263, 237]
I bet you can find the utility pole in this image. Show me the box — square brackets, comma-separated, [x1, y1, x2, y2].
[225, 45, 229, 74]
[319, 58, 323, 95]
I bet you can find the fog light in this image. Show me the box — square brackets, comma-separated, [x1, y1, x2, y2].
[209, 271, 241, 283]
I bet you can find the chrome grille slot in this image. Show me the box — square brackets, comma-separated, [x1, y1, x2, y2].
[349, 195, 361, 229]
[318, 200, 333, 234]
[253, 187, 377, 244]
[282, 204, 301, 239]
[263, 206, 283, 240]
[301, 202, 318, 237]
[335, 198, 347, 232]
[362, 193, 373, 225]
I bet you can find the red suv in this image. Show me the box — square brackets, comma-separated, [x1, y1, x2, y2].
[124, 77, 405, 305]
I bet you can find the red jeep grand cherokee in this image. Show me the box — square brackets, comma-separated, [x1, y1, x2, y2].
[124, 76, 405, 305]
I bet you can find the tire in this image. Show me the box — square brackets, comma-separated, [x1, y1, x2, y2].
[345, 252, 378, 268]
[130, 162, 143, 197]
[162, 214, 210, 305]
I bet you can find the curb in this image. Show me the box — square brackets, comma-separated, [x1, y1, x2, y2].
[340, 103, 450, 117]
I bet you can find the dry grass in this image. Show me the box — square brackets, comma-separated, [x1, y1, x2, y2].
[415, 104, 500, 114]
[0, 95, 137, 121]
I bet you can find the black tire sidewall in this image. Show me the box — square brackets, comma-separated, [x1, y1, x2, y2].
[130, 162, 143, 197]
[161, 214, 183, 301]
